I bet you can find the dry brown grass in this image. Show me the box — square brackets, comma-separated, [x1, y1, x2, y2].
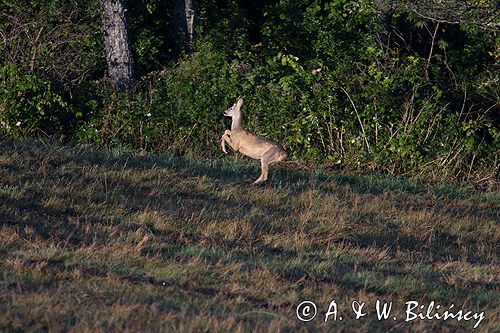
[0, 138, 499, 332]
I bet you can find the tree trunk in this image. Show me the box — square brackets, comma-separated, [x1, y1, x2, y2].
[374, 0, 392, 48]
[101, 0, 134, 91]
[174, 0, 194, 52]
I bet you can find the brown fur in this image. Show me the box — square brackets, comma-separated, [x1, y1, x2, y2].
[221, 97, 287, 184]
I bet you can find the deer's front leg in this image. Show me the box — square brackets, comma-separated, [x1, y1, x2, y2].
[221, 130, 232, 154]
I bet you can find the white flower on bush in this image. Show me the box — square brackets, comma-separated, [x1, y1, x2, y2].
[146, 113, 151, 117]
[16, 121, 21, 126]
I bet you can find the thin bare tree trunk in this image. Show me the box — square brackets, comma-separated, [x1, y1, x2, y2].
[174, 0, 194, 52]
[374, 0, 392, 48]
[101, 0, 134, 91]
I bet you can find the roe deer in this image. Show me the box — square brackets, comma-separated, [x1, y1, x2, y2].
[221, 96, 287, 184]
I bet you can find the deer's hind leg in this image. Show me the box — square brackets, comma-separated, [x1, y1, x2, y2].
[253, 157, 271, 184]
[253, 149, 287, 185]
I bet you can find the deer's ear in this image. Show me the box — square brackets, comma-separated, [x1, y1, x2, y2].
[237, 96, 242, 100]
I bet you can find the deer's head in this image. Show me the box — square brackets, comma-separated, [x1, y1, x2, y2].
[224, 96, 243, 117]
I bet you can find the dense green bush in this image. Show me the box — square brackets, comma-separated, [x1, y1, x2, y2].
[0, 0, 104, 87]
[74, 42, 242, 153]
[0, 63, 75, 138]
[0, 0, 498, 183]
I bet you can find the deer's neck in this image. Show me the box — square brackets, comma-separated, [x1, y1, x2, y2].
[231, 114, 242, 131]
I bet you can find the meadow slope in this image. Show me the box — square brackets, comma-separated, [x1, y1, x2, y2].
[0, 138, 499, 332]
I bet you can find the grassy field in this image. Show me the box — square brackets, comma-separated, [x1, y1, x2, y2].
[0, 138, 499, 332]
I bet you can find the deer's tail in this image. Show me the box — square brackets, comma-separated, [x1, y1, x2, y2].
[277, 150, 287, 163]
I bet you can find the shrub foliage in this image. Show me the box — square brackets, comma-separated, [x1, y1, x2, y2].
[0, 0, 498, 183]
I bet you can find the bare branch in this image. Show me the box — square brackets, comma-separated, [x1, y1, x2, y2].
[340, 86, 370, 150]
[393, 0, 500, 30]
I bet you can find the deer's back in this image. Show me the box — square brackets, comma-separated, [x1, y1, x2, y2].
[231, 129, 284, 159]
